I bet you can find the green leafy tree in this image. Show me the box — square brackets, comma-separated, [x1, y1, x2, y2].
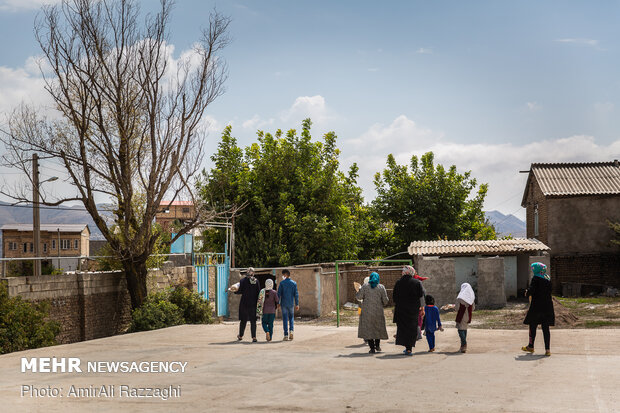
[373, 152, 495, 251]
[198, 119, 369, 267]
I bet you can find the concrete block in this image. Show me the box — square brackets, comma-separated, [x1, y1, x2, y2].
[477, 257, 506, 309]
[419, 258, 456, 308]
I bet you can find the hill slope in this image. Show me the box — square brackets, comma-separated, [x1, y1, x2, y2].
[485, 210, 526, 238]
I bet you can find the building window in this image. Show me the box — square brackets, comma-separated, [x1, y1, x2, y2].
[60, 239, 71, 250]
[29, 243, 33, 252]
[43, 243, 48, 253]
[23, 243, 28, 253]
[74, 239, 79, 249]
[8, 242, 17, 251]
[534, 203, 539, 237]
[182, 207, 190, 213]
[52, 240, 56, 249]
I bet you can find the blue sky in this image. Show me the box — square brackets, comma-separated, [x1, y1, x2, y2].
[2, 0, 620, 220]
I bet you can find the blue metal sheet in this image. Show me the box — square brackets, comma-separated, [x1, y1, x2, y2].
[216, 262, 229, 317]
[171, 233, 193, 254]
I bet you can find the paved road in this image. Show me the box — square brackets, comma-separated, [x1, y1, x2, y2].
[1, 323, 619, 412]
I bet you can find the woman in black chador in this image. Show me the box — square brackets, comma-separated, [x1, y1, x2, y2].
[522, 262, 555, 356]
[235, 267, 261, 342]
[392, 265, 425, 356]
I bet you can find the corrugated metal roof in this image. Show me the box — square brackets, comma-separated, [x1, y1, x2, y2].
[533, 161, 620, 197]
[0, 224, 90, 233]
[407, 238, 549, 256]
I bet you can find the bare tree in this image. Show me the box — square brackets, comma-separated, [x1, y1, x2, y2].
[0, 0, 231, 309]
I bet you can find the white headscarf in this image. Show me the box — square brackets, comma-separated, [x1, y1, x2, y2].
[363, 276, 370, 285]
[247, 267, 257, 284]
[265, 279, 274, 291]
[457, 283, 475, 305]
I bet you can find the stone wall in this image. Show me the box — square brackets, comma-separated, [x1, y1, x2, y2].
[147, 265, 197, 293]
[477, 257, 506, 309]
[1, 266, 197, 344]
[319, 272, 338, 317]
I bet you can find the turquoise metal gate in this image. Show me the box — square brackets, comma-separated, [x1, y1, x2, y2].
[193, 247, 230, 317]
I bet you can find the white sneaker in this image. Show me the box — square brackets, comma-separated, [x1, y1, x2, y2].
[283, 335, 289, 341]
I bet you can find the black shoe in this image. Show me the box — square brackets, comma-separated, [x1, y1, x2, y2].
[237, 335, 242, 341]
[369, 348, 376, 354]
[252, 338, 257, 342]
[376, 346, 382, 352]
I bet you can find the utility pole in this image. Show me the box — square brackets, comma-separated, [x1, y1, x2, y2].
[231, 214, 235, 268]
[32, 153, 41, 277]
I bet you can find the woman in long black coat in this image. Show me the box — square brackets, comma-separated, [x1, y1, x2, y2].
[235, 267, 261, 342]
[522, 262, 555, 356]
[393, 265, 425, 356]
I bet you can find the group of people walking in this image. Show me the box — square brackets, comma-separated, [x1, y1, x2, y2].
[234, 261, 555, 356]
[357, 262, 555, 356]
[235, 267, 299, 342]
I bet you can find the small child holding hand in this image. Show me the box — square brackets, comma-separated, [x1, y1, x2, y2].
[423, 295, 443, 352]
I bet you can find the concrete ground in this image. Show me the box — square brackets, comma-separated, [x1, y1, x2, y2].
[1, 323, 619, 413]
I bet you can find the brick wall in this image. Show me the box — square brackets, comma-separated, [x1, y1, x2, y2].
[551, 253, 620, 294]
[1, 266, 197, 344]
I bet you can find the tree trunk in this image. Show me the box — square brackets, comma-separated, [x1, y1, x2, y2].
[123, 260, 149, 310]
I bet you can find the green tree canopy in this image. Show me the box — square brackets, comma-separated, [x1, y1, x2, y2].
[373, 152, 495, 251]
[198, 119, 367, 267]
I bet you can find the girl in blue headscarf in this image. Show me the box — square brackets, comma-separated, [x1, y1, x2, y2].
[356, 272, 389, 354]
[522, 262, 555, 356]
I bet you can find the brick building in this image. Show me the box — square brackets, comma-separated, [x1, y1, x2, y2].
[521, 161, 620, 293]
[1, 223, 90, 274]
[155, 201, 195, 233]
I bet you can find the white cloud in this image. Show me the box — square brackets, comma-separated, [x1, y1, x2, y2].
[280, 95, 335, 124]
[0, 64, 51, 116]
[347, 115, 442, 151]
[241, 114, 274, 130]
[417, 47, 433, 54]
[239, 95, 337, 132]
[367, 68, 379, 72]
[0, 0, 61, 11]
[343, 115, 620, 219]
[526, 101, 541, 111]
[555, 38, 600, 49]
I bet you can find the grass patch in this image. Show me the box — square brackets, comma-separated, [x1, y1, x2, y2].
[556, 296, 620, 305]
[584, 320, 620, 328]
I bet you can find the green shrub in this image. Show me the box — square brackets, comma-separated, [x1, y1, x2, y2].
[129, 286, 213, 332]
[130, 293, 184, 332]
[0, 286, 60, 354]
[168, 286, 212, 324]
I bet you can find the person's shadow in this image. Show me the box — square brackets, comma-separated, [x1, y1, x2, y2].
[515, 354, 547, 361]
[335, 352, 374, 358]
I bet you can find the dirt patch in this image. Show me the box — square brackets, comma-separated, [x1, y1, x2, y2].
[307, 296, 620, 330]
[552, 297, 579, 327]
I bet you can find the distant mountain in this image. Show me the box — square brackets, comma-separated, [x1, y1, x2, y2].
[485, 210, 526, 238]
[0, 202, 112, 240]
